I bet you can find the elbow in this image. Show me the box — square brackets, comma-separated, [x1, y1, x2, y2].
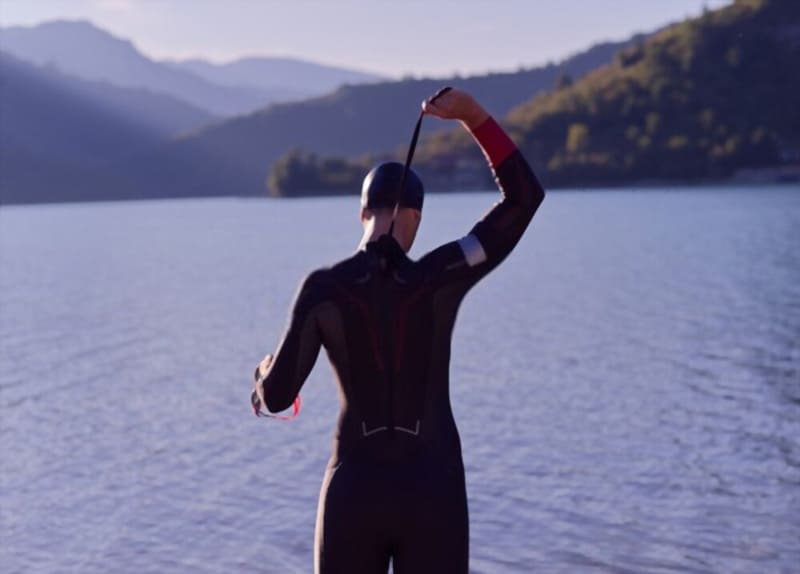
[518, 185, 544, 219]
[525, 178, 546, 216]
[535, 185, 546, 210]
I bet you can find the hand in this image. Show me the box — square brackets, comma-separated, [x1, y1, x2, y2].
[421, 87, 489, 130]
[251, 353, 273, 416]
[255, 353, 273, 381]
[250, 388, 262, 416]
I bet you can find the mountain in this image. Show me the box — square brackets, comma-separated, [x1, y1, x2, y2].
[1, 21, 389, 117]
[170, 56, 384, 96]
[0, 52, 167, 204]
[270, 0, 800, 194]
[1, 51, 214, 137]
[123, 35, 638, 199]
[0, 20, 288, 115]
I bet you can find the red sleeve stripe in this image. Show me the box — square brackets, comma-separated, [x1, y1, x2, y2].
[470, 116, 517, 168]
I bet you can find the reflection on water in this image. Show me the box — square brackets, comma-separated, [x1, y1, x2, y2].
[1, 186, 799, 573]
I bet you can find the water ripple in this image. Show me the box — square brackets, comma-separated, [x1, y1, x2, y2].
[2, 189, 799, 572]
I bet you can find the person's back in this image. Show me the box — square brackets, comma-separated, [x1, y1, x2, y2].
[252, 88, 545, 573]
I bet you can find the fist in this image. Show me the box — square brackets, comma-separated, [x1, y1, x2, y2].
[422, 88, 488, 130]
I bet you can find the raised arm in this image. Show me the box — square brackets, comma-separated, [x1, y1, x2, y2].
[420, 88, 545, 282]
[253, 270, 324, 413]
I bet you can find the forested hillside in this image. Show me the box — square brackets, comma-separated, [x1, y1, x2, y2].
[504, 0, 799, 186]
[271, 0, 799, 195]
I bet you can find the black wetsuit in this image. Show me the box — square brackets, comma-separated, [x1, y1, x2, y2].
[259, 117, 545, 574]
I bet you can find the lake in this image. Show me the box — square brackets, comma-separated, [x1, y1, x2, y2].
[1, 186, 799, 573]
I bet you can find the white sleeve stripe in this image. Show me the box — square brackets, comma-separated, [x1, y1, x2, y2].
[457, 234, 488, 267]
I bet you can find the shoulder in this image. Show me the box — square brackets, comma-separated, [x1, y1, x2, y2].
[285, 268, 330, 319]
[298, 267, 329, 293]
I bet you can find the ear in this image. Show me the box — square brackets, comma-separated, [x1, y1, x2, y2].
[360, 207, 367, 222]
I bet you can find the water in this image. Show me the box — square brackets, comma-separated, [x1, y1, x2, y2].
[1, 187, 798, 573]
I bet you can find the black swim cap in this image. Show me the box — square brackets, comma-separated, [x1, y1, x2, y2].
[361, 162, 424, 211]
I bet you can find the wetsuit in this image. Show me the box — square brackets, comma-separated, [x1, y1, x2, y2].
[259, 117, 545, 574]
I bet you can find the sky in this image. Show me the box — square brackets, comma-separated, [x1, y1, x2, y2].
[1, 0, 733, 78]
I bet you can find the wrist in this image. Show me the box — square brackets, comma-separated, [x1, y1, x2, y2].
[470, 116, 517, 168]
[460, 107, 490, 131]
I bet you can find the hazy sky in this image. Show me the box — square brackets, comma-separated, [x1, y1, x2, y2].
[1, 0, 732, 77]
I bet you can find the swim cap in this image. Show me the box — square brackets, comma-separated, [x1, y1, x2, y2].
[360, 162, 424, 211]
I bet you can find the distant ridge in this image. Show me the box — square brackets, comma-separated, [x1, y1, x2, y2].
[0, 20, 382, 116]
[170, 56, 385, 96]
[122, 35, 638, 200]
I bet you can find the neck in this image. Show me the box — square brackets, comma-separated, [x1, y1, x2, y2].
[358, 217, 401, 252]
